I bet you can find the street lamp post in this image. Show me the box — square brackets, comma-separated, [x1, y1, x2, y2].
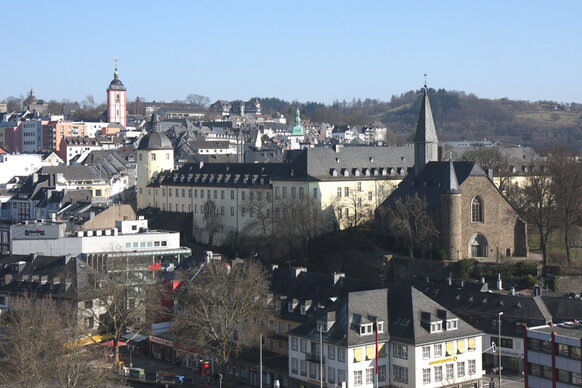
[498, 312, 503, 388]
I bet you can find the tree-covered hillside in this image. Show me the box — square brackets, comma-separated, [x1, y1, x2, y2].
[255, 89, 582, 151]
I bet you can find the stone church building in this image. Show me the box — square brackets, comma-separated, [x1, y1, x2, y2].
[380, 87, 527, 260]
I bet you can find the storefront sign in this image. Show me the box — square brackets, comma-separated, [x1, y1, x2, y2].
[150, 336, 173, 347]
[429, 356, 458, 365]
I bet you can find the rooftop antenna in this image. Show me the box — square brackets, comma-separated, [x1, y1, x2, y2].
[424, 73, 428, 88]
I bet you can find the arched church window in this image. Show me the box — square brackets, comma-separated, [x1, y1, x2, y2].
[471, 196, 483, 223]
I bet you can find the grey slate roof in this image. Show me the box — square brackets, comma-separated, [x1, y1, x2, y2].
[0, 255, 97, 300]
[414, 87, 438, 144]
[289, 288, 390, 347]
[382, 161, 485, 211]
[387, 284, 480, 345]
[289, 145, 414, 180]
[39, 165, 110, 181]
[289, 284, 481, 347]
[405, 279, 552, 337]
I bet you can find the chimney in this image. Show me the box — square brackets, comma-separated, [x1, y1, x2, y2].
[32, 173, 39, 183]
[533, 285, 542, 297]
[487, 168, 494, 180]
[481, 277, 486, 284]
[510, 287, 516, 295]
[199, 161, 204, 169]
[496, 274, 503, 290]
[447, 273, 452, 286]
[333, 272, 345, 284]
[89, 211, 95, 220]
[334, 144, 343, 153]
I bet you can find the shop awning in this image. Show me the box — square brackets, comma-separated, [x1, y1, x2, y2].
[122, 332, 149, 343]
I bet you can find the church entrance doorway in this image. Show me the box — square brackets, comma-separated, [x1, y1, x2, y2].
[469, 234, 488, 257]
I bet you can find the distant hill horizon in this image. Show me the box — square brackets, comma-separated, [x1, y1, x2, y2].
[255, 88, 582, 152]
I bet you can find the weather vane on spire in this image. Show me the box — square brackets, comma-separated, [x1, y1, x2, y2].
[424, 73, 428, 88]
[114, 57, 119, 75]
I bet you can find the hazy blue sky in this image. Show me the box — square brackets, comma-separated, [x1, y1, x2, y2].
[3, 1, 580, 104]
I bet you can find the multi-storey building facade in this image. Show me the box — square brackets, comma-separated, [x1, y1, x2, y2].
[288, 286, 483, 388]
[43, 120, 88, 152]
[137, 130, 413, 243]
[526, 322, 582, 388]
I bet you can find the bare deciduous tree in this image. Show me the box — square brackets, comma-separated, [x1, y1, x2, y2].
[173, 260, 273, 368]
[80, 263, 161, 365]
[0, 297, 124, 387]
[547, 152, 582, 263]
[332, 184, 375, 230]
[202, 199, 223, 246]
[510, 163, 558, 266]
[380, 194, 438, 259]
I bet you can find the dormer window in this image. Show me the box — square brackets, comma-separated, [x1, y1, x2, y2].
[359, 324, 373, 335]
[446, 319, 458, 330]
[358, 322, 383, 336]
[276, 301, 282, 311]
[430, 322, 443, 333]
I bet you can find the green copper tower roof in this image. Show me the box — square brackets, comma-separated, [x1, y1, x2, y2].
[290, 107, 304, 136]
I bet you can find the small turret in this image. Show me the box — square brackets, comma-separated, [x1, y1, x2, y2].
[440, 154, 462, 260]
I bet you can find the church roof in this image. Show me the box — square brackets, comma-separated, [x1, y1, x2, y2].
[383, 161, 485, 210]
[413, 87, 438, 144]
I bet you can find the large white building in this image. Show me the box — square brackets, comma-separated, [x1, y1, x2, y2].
[10, 218, 182, 258]
[288, 286, 484, 388]
[0, 152, 61, 186]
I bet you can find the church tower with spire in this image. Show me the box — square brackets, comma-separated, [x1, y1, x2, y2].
[413, 86, 439, 175]
[107, 60, 127, 127]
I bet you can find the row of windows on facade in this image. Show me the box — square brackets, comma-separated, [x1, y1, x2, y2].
[139, 153, 171, 161]
[336, 184, 380, 200]
[330, 167, 405, 177]
[144, 187, 319, 201]
[528, 338, 582, 359]
[124, 240, 168, 249]
[394, 338, 477, 360]
[418, 360, 477, 385]
[528, 363, 582, 385]
[154, 202, 312, 219]
[290, 358, 351, 385]
[290, 360, 476, 385]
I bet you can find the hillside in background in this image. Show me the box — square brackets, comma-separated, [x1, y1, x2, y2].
[256, 89, 582, 152]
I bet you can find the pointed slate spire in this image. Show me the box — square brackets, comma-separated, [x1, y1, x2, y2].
[414, 86, 439, 175]
[444, 152, 461, 194]
[414, 87, 438, 143]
